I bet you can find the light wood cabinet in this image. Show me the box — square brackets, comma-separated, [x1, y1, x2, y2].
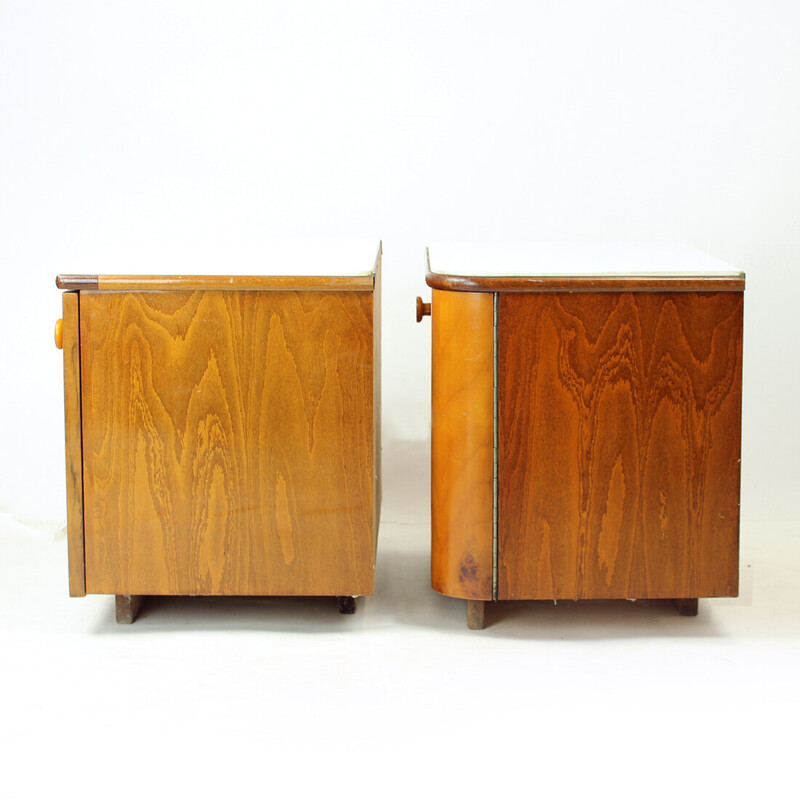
[57, 243, 381, 622]
[422, 244, 744, 629]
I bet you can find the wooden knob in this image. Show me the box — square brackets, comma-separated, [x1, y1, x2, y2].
[54, 318, 63, 350]
[416, 297, 431, 323]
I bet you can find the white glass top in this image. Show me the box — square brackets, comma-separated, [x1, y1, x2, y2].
[427, 242, 740, 277]
[59, 239, 380, 277]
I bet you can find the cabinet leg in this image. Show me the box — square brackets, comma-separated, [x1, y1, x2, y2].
[466, 599, 486, 630]
[337, 596, 358, 614]
[115, 595, 143, 624]
[675, 598, 699, 617]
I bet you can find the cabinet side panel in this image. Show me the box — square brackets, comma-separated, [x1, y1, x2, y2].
[697, 300, 742, 596]
[498, 292, 742, 600]
[81, 290, 374, 596]
[63, 292, 86, 596]
[373, 245, 382, 553]
[431, 289, 494, 600]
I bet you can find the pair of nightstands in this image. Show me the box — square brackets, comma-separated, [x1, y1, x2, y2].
[56, 242, 743, 628]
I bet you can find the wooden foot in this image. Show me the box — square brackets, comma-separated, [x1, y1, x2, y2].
[466, 599, 486, 630]
[115, 595, 143, 624]
[675, 598, 699, 617]
[337, 596, 357, 614]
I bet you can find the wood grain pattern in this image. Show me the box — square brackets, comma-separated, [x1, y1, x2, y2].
[498, 292, 742, 600]
[80, 289, 375, 596]
[62, 292, 86, 596]
[426, 269, 745, 293]
[372, 245, 382, 552]
[57, 275, 373, 292]
[431, 289, 494, 600]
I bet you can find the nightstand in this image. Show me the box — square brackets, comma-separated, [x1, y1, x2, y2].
[56, 241, 381, 622]
[419, 243, 743, 629]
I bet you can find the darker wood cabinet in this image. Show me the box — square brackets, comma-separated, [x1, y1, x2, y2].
[423, 246, 744, 629]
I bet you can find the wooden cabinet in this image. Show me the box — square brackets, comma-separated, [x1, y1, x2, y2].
[422, 244, 744, 629]
[57, 242, 381, 622]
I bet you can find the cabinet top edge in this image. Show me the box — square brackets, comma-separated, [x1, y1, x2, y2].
[56, 273, 376, 292]
[425, 242, 745, 292]
[426, 270, 745, 292]
[55, 241, 382, 291]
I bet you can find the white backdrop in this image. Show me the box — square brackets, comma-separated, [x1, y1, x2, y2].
[1, 0, 798, 525]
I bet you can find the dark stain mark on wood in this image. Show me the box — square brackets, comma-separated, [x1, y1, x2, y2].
[459, 555, 479, 583]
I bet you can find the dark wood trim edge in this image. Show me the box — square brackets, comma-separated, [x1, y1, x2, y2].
[425, 268, 746, 293]
[57, 275, 99, 290]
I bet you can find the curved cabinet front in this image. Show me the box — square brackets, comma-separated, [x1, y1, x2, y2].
[430, 288, 494, 600]
[426, 257, 744, 628]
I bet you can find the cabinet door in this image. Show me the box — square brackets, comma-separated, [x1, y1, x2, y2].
[497, 292, 742, 600]
[80, 290, 375, 596]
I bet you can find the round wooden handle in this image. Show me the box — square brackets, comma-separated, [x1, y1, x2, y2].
[416, 297, 431, 323]
[54, 318, 64, 350]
